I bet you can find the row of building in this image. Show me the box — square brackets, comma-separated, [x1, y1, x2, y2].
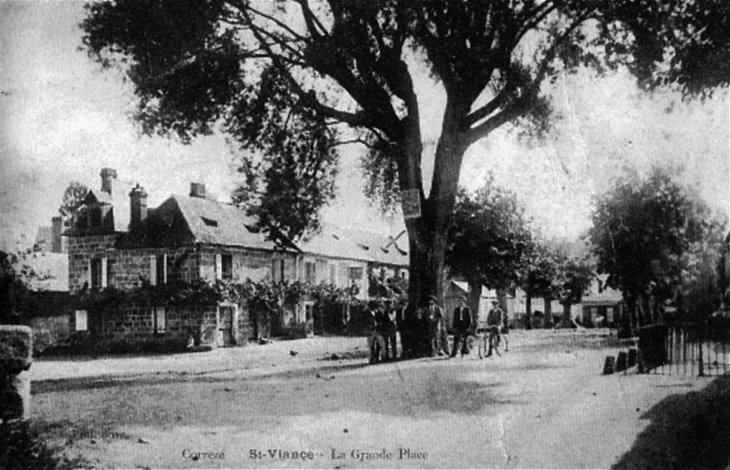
[29, 168, 409, 352]
[24, 167, 623, 353]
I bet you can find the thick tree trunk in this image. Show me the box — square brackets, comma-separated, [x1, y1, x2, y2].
[618, 295, 637, 339]
[468, 277, 482, 333]
[396, 99, 469, 359]
[542, 295, 553, 328]
[525, 293, 532, 330]
[559, 302, 572, 329]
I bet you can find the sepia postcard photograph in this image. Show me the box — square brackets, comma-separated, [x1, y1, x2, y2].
[1, 1, 729, 469]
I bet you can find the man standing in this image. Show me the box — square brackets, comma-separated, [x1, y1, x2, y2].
[484, 300, 504, 358]
[500, 303, 510, 352]
[381, 299, 398, 361]
[367, 301, 384, 364]
[451, 296, 472, 357]
[427, 296, 448, 356]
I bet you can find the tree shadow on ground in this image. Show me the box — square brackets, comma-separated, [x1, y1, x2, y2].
[612, 376, 730, 470]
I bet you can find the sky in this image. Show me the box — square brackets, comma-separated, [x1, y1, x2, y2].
[1, 1, 728, 250]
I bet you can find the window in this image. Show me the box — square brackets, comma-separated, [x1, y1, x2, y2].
[106, 259, 115, 287]
[305, 261, 316, 285]
[153, 307, 166, 334]
[150, 254, 167, 286]
[607, 307, 614, 323]
[215, 254, 233, 280]
[272, 258, 286, 282]
[75, 310, 88, 331]
[590, 307, 598, 322]
[90, 257, 107, 289]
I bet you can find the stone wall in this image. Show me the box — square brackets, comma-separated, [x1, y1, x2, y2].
[67, 234, 200, 293]
[66, 234, 117, 292]
[68, 300, 254, 351]
[198, 246, 276, 283]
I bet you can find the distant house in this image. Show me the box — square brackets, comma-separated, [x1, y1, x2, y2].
[63, 168, 409, 351]
[581, 288, 623, 328]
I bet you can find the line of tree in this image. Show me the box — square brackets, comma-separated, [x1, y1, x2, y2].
[588, 166, 727, 335]
[81, 0, 730, 348]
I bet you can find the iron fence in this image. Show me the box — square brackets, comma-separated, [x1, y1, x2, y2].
[639, 322, 730, 376]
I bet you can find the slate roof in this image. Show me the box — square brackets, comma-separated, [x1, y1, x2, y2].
[297, 224, 373, 262]
[323, 224, 408, 267]
[149, 195, 287, 250]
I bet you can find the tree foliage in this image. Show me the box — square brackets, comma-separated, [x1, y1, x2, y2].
[588, 166, 723, 324]
[82, 0, 730, 312]
[446, 175, 532, 290]
[59, 181, 90, 227]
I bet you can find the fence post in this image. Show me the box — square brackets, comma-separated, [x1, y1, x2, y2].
[698, 322, 704, 377]
[0, 325, 33, 422]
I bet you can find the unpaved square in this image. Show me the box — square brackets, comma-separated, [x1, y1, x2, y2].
[30, 330, 717, 468]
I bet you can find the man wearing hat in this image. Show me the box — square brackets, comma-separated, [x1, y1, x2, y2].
[426, 295, 448, 356]
[451, 295, 473, 357]
[483, 300, 504, 358]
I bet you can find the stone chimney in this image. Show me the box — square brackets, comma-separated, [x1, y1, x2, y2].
[129, 184, 148, 229]
[190, 182, 206, 199]
[51, 216, 63, 253]
[100, 168, 118, 194]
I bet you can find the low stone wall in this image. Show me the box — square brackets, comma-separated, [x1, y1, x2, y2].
[66, 301, 253, 353]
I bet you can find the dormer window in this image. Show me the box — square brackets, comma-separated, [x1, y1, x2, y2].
[201, 216, 218, 227]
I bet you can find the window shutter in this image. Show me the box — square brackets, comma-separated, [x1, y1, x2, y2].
[215, 254, 222, 280]
[150, 255, 157, 286]
[161, 254, 168, 284]
[101, 257, 108, 288]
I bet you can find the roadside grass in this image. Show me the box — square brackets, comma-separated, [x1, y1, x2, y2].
[613, 376, 730, 470]
[0, 421, 88, 470]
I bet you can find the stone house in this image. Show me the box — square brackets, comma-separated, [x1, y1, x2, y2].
[66, 169, 299, 350]
[64, 168, 410, 350]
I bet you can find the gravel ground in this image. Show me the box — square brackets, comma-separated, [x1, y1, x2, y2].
[29, 329, 721, 469]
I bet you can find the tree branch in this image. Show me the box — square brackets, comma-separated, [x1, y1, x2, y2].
[247, 5, 308, 42]
[464, 88, 510, 127]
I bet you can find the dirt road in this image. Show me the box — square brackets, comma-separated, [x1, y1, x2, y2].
[30, 330, 714, 469]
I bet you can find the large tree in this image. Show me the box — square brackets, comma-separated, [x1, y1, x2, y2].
[588, 166, 721, 330]
[446, 175, 531, 322]
[82, 0, 730, 342]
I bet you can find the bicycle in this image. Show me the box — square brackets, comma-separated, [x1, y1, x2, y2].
[478, 325, 501, 359]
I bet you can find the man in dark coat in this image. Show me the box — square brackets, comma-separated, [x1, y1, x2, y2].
[451, 296, 472, 357]
[380, 299, 398, 361]
[426, 295, 449, 356]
